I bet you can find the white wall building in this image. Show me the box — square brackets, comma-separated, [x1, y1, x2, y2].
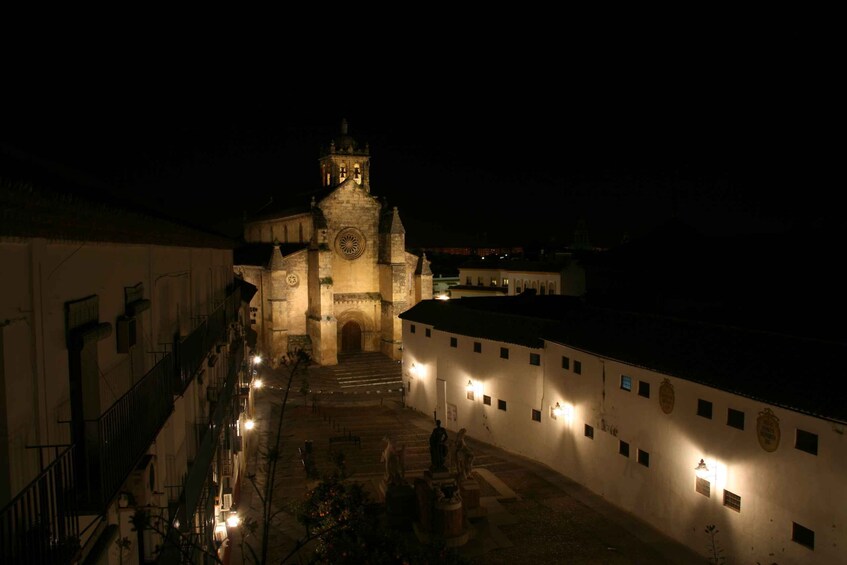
[1, 172, 257, 564]
[400, 295, 846, 565]
[451, 254, 586, 299]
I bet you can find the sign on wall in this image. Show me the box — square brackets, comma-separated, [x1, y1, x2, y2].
[756, 408, 780, 452]
[659, 378, 675, 414]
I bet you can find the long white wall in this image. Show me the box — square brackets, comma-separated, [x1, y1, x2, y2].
[401, 320, 846, 565]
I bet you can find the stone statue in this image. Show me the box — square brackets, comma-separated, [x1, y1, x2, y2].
[452, 428, 475, 480]
[381, 435, 405, 486]
[429, 419, 449, 471]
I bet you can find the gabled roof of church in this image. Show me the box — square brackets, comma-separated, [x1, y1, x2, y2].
[234, 242, 307, 267]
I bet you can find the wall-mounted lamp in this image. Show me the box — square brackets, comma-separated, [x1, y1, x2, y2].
[244, 419, 256, 431]
[226, 511, 241, 528]
[252, 378, 263, 389]
[553, 402, 563, 418]
[252, 354, 262, 365]
[466, 380, 474, 392]
[695, 459, 709, 479]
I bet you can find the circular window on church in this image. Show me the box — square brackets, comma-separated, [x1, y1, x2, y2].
[335, 227, 366, 260]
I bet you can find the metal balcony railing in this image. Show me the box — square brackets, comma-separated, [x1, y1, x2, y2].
[0, 284, 246, 562]
[0, 446, 79, 565]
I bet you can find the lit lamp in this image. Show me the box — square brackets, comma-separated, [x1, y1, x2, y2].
[226, 512, 240, 528]
[244, 419, 255, 430]
[466, 380, 474, 392]
[552, 402, 563, 418]
[695, 459, 709, 479]
[252, 378, 263, 389]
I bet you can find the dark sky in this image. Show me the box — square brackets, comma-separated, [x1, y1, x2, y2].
[2, 24, 838, 250]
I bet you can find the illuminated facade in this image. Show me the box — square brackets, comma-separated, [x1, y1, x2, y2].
[0, 177, 257, 563]
[400, 295, 846, 565]
[237, 120, 432, 366]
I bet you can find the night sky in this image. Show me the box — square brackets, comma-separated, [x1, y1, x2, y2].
[1, 25, 838, 250]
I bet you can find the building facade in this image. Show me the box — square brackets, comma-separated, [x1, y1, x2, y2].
[400, 295, 847, 565]
[236, 120, 432, 366]
[450, 254, 586, 299]
[0, 174, 257, 563]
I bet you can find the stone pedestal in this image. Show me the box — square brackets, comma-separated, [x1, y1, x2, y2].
[459, 478, 486, 519]
[412, 474, 469, 547]
[384, 483, 416, 530]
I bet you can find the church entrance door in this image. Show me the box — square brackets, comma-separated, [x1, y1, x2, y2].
[341, 321, 362, 353]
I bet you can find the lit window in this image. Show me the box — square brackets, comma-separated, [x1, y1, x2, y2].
[620, 375, 632, 391]
[723, 490, 741, 512]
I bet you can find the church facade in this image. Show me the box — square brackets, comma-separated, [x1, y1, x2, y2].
[235, 120, 432, 366]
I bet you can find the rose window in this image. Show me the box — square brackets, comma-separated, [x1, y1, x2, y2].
[335, 228, 365, 260]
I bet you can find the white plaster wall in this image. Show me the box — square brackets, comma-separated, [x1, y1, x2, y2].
[401, 323, 847, 565]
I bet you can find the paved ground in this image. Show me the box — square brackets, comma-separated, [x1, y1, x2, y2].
[226, 352, 707, 564]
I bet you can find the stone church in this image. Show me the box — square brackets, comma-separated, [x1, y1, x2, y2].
[234, 120, 432, 366]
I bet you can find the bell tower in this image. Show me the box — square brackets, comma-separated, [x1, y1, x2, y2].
[319, 118, 371, 192]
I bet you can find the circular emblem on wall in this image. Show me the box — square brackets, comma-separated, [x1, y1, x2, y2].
[757, 408, 780, 452]
[286, 273, 299, 286]
[659, 378, 675, 414]
[335, 227, 366, 260]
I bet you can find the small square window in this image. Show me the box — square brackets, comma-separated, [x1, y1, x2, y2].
[483, 395, 491, 406]
[795, 429, 818, 455]
[473, 341, 482, 353]
[561, 356, 570, 370]
[573, 360, 582, 374]
[450, 337, 458, 348]
[619, 441, 629, 457]
[531, 409, 541, 422]
[696, 477, 710, 497]
[425, 328, 431, 338]
[638, 381, 650, 398]
[584, 424, 594, 439]
[620, 375, 632, 391]
[529, 353, 540, 366]
[500, 347, 509, 359]
[637, 449, 650, 467]
[792, 522, 815, 550]
[411, 324, 416, 334]
[723, 490, 741, 512]
[727, 408, 745, 430]
[697, 399, 713, 419]
[498, 399, 507, 411]
[466, 390, 475, 401]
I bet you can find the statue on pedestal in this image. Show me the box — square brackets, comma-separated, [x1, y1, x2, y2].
[429, 419, 449, 471]
[381, 435, 406, 486]
[452, 428, 475, 480]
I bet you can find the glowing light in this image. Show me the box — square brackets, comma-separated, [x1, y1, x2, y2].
[466, 380, 474, 392]
[436, 294, 450, 300]
[553, 402, 563, 418]
[245, 419, 255, 430]
[226, 513, 240, 528]
[215, 522, 227, 535]
[410, 362, 419, 377]
[252, 378, 263, 389]
[695, 459, 709, 479]
[252, 354, 262, 365]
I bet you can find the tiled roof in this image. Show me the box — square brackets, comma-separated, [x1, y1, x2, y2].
[400, 295, 847, 423]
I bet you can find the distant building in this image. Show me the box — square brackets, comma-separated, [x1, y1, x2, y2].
[0, 165, 256, 563]
[235, 120, 432, 366]
[400, 294, 847, 565]
[450, 253, 587, 299]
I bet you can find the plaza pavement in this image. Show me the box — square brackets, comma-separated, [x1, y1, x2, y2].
[225, 352, 707, 564]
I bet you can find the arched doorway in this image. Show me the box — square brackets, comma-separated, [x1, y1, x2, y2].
[341, 321, 362, 353]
